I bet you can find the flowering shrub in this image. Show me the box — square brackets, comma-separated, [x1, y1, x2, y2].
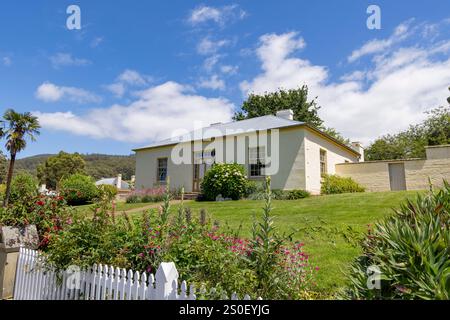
[201, 163, 250, 201]
[126, 186, 166, 203]
[59, 173, 98, 205]
[0, 194, 73, 249]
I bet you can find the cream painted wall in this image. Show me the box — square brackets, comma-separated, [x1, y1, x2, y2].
[405, 159, 450, 190]
[426, 145, 450, 160]
[336, 157, 450, 192]
[336, 161, 391, 192]
[135, 144, 194, 192]
[304, 129, 360, 194]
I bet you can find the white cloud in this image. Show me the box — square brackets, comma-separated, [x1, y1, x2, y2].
[220, 65, 238, 75]
[240, 23, 450, 145]
[35, 81, 234, 143]
[347, 20, 413, 62]
[117, 69, 151, 86]
[203, 54, 222, 72]
[197, 37, 230, 55]
[104, 83, 126, 98]
[340, 70, 366, 82]
[36, 82, 101, 103]
[49, 53, 91, 69]
[198, 75, 226, 90]
[91, 37, 104, 48]
[2, 56, 12, 66]
[105, 69, 152, 97]
[188, 4, 246, 26]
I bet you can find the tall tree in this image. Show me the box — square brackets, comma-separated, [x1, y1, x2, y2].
[234, 86, 324, 127]
[2, 109, 40, 207]
[234, 86, 350, 144]
[37, 151, 86, 189]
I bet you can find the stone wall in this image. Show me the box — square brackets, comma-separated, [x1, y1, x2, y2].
[335, 155, 450, 192]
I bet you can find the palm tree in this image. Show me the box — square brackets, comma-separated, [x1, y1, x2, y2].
[2, 109, 40, 207]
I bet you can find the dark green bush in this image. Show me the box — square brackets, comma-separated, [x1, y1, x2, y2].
[342, 181, 450, 300]
[9, 172, 38, 203]
[286, 189, 311, 200]
[321, 174, 365, 194]
[201, 163, 250, 201]
[248, 188, 310, 200]
[60, 174, 98, 205]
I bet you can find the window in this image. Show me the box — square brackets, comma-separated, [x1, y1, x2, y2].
[249, 146, 266, 177]
[157, 158, 168, 182]
[320, 149, 327, 176]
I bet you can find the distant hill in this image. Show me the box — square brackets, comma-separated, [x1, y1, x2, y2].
[15, 153, 136, 181]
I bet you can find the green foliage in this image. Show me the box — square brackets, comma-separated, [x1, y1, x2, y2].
[248, 187, 310, 200]
[96, 184, 118, 203]
[14, 153, 136, 181]
[366, 106, 450, 161]
[37, 151, 86, 189]
[0, 151, 6, 184]
[0, 184, 5, 199]
[9, 172, 38, 203]
[321, 174, 365, 195]
[234, 86, 323, 128]
[0, 194, 73, 248]
[342, 181, 450, 300]
[125, 186, 178, 203]
[201, 163, 250, 201]
[285, 189, 311, 200]
[59, 173, 99, 205]
[322, 127, 351, 146]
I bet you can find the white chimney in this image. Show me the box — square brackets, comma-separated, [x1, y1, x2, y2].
[116, 174, 122, 190]
[351, 142, 365, 162]
[276, 109, 294, 120]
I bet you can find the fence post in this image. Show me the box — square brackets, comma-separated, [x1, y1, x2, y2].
[155, 262, 179, 300]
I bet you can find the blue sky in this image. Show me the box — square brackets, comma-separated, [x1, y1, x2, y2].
[0, 0, 449, 158]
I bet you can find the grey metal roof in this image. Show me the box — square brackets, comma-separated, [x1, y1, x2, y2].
[95, 178, 130, 190]
[133, 115, 304, 151]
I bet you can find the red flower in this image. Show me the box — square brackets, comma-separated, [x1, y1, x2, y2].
[36, 200, 45, 206]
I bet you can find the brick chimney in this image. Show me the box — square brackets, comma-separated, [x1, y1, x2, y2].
[116, 174, 122, 190]
[276, 109, 294, 120]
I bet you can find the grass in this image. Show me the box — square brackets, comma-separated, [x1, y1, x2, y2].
[165, 190, 422, 296]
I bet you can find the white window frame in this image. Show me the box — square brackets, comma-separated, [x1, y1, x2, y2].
[249, 146, 266, 177]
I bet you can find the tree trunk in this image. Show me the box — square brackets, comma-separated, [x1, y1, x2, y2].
[3, 153, 16, 207]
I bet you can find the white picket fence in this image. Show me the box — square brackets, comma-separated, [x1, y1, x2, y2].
[14, 248, 257, 300]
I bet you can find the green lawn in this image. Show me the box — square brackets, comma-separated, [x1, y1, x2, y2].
[164, 191, 422, 296]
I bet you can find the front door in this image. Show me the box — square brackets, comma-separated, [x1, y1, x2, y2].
[388, 163, 407, 191]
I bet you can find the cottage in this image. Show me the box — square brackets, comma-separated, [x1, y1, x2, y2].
[133, 110, 362, 195]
